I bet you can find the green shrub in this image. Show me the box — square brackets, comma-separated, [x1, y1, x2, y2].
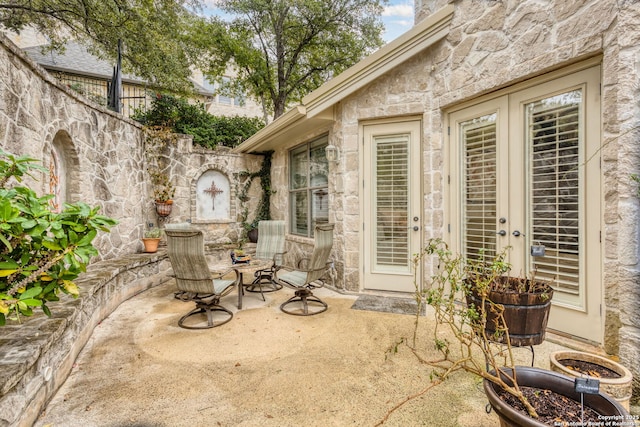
[0, 150, 117, 325]
[132, 93, 264, 148]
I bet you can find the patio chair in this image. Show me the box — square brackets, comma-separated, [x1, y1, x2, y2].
[166, 228, 238, 329]
[274, 223, 335, 316]
[245, 220, 287, 295]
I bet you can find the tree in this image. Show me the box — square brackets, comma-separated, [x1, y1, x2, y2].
[0, 0, 204, 93]
[191, 0, 387, 121]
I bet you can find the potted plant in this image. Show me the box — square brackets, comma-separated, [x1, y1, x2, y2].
[463, 250, 553, 347]
[142, 227, 162, 253]
[143, 126, 177, 217]
[402, 238, 630, 425]
[230, 238, 251, 264]
[549, 350, 633, 411]
[243, 219, 259, 243]
[236, 153, 273, 244]
[149, 169, 175, 217]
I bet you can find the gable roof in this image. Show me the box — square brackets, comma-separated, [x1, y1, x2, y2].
[234, 4, 454, 153]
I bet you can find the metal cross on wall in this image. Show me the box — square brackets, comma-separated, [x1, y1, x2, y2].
[203, 180, 224, 211]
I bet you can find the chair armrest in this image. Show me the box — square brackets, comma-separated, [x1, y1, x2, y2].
[209, 268, 238, 280]
[277, 264, 328, 275]
[272, 251, 288, 266]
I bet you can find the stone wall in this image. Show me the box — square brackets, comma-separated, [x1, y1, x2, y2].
[325, 0, 639, 400]
[0, 32, 147, 259]
[153, 138, 264, 246]
[0, 33, 264, 255]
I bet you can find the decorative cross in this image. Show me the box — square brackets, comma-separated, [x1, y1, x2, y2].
[203, 181, 224, 211]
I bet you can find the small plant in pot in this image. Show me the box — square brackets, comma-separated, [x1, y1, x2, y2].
[142, 227, 162, 253]
[401, 238, 630, 426]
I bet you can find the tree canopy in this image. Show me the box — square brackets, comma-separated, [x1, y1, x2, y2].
[190, 0, 387, 120]
[0, 0, 202, 93]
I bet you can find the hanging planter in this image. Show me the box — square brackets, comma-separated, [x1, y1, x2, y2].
[155, 200, 173, 217]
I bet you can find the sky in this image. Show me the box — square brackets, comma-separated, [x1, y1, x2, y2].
[199, 1, 415, 44]
[379, 2, 415, 43]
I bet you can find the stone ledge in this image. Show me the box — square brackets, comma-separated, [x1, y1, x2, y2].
[0, 251, 171, 427]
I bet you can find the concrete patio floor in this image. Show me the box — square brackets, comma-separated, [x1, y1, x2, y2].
[35, 280, 590, 427]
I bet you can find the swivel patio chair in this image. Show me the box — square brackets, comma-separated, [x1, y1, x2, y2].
[166, 228, 238, 329]
[245, 220, 287, 296]
[273, 223, 335, 316]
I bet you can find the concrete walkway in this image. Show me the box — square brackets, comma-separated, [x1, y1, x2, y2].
[35, 281, 585, 427]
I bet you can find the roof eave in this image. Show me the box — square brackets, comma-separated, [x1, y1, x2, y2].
[233, 106, 308, 153]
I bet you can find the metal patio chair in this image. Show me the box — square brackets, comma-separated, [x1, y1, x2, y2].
[245, 220, 287, 296]
[273, 223, 335, 316]
[166, 228, 238, 329]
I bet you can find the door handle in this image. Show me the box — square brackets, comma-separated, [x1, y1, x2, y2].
[496, 230, 506, 236]
[412, 226, 419, 231]
[512, 230, 524, 237]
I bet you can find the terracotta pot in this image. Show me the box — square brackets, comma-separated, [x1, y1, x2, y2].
[466, 286, 553, 346]
[142, 237, 161, 253]
[549, 350, 633, 411]
[484, 366, 629, 427]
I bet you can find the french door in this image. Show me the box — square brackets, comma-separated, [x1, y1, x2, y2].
[448, 65, 602, 343]
[362, 120, 422, 292]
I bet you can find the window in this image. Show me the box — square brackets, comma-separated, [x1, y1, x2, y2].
[289, 136, 329, 236]
[202, 75, 216, 92]
[218, 76, 232, 105]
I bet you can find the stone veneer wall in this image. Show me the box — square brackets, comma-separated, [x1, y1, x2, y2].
[0, 32, 147, 259]
[322, 0, 639, 401]
[149, 138, 264, 246]
[0, 33, 265, 255]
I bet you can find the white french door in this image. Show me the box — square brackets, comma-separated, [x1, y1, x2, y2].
[362, 120, 422, 292]
[448, 65, 603, 343]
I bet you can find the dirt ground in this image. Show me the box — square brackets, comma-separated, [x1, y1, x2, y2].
[35, 281, 575, 427]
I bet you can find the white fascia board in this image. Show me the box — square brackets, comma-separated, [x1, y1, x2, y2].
[302, 4, 454, 118]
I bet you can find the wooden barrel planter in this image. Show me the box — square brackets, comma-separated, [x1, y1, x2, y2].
[466, 287, 553, 347]
[549, 350, 633, 411]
